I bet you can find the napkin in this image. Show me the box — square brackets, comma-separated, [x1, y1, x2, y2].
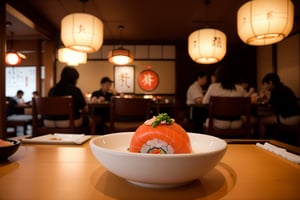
[256, 142, 300, 164]
[21, 133, 91, 145]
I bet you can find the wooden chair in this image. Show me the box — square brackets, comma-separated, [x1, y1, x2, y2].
[31, 96, 88, 137]
[107, 97, 152, 133]
[274, 123, 300, 147]
[273, 98, 300, 146]
[6, 97, 32, 136]
[6, 114, 32, 136]
[203, 96, 252, 138]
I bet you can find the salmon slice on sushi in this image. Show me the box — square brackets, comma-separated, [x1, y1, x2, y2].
[129, 113, 192, 154]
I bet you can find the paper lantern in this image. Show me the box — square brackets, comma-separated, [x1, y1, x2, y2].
[188, 28, 227, 64]
[237, 0, 294, 46]
[61, 13, 103, 53]
[58, 48, 87, 66]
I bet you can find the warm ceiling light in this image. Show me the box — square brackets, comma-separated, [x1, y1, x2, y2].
[5, 51, 22, 65]
[188, 28, 227, 64]
[108, 47, 134, 65]
[61, 12, 103, 53]
[237, 0, 294, 46]
[58, 47, 87, 66]
[108, 25, 134, 65]
[5, 30, 26, 66]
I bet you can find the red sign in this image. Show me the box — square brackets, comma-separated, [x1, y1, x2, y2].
[138, 69, 159, 91]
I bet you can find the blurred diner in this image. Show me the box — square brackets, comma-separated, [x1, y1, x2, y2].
[91, 76, 117, 134]
[13, 90, 26, 106]
[210, 73, 217, 84]
[32, 91, 40, 98]
[258, 73, 300, 138]
[26, 91, 40, 105]
[185, 71, 208, 132]
[202, 66, 247, 129]
[91, 77, 117, 103]
[46, 66, 95, 134]
[238, 78, 255, 97]
[9, 90, 29, 115]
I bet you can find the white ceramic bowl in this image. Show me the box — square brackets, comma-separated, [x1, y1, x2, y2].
[90, 132, 227, 188]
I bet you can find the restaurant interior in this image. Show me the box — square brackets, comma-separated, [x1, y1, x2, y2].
[1, 0, 300, 141]
[1, 1, 300, 199]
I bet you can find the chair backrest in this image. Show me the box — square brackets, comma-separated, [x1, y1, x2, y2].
[6, 97, 24, 115]
[208, 96, 251, 117]
[31, 96, 84, 136]
[206, 96, 252, 138]
[109, 97, 152, 132]
[6, 97, 16, 116]
[32, 96, 74, 118]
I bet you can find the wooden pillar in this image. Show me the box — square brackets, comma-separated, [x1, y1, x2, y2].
[35, 40, 42, 95]
[0, 0, 6, 139]
[43, 40, 56, 95]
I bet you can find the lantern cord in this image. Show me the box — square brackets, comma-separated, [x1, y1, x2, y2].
[204, 0, 211, 28]
[118, 25, 125, 47]
[80, 0, 88, 12]
[9, 32, 14, 50]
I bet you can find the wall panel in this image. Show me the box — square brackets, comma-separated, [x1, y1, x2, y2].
[277, 34, 300, 96]
[57, 60, 175, 95]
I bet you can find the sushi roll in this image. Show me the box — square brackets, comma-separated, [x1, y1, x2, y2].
[129, 113, 192, 154]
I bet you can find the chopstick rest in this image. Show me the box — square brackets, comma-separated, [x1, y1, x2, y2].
[256, 142, 300, 164]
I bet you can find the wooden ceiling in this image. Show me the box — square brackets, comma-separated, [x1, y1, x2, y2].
[5, 0, 300, 47]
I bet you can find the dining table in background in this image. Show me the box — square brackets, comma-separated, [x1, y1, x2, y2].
[0, 138, 299, 200]
[87, 100, 177, 118]
[88, 102, 110, 116]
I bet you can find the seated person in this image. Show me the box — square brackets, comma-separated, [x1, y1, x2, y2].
[238, 78, 255, 97]
[186, 71, 208, 105]
[91, 77, 117, 103]
[185, 71, 208, 132]
[91, 77, 117, 133]
[45, 66, 94, 134]
[12, 90, 28, 114]
[27, 91, 40, 105]
[203, 66, 247, 129]
[13, 90, 26, 105]
[258, 73, 300, 138]
[210, 73, 217, 84]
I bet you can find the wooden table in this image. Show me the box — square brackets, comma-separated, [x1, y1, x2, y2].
[88, 102, 110, 115]
[1, 139, 300, 200]
[88, 102, 177, 117]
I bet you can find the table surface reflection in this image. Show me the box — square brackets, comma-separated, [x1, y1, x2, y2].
[0, 138, 300, 200]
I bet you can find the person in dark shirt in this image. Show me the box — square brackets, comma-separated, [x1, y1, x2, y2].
[91, 77, 117, 133]
[258, 73, 300, 138]
[46, 66, 94, 134]
[91, 77, 117, 103]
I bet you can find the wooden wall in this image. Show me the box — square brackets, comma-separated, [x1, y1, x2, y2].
[56, 60, 176, 95]
[277, 34, 300, 96]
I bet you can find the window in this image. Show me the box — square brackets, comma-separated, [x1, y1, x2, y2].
[6, 66, 37, 102]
